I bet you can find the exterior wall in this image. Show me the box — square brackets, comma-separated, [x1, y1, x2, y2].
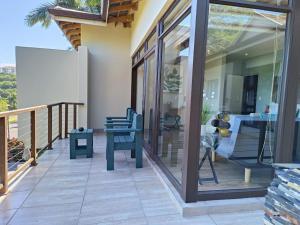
[16, 46, 88, 127]
[81, 24, 132, 129]
[130, 0, 173, 55]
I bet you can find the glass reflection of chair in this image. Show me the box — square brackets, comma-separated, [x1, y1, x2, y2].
[199, 133, 219, 185]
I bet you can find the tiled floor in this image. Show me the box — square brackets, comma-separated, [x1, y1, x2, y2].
[0, 134, 264, 225]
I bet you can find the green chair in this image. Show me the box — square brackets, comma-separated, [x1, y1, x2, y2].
[106, 108, 133, 123]
[105, 114, 143, 171]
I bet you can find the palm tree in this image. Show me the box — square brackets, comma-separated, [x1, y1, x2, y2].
[25, 0, 101, 28]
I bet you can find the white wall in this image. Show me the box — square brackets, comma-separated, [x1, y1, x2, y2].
[81, 24, 132, 129]
[16, 46, 88, 127]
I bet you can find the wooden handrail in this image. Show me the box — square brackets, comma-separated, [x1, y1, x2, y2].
[47, 102, 84, 107]
[0, 105, 47, 117]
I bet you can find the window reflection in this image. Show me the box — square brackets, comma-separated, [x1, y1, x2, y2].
[293, 86, 300, 163]
[163, 0, 191, 32]
[136, 64, 144, 115]
[243, 0, 288, 6]
[144, 54, 156, 145]
[158, 14, 191, 183]
[199, 5, 287, 191]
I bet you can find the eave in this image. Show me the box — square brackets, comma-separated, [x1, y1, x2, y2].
[48, 0, 140, 50]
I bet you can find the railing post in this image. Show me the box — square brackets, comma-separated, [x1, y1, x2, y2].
[0, 116, 8, 194]
[31, 110, 37, 166]
[65, 104, 68, 138]
[48, 106, 53, 149]
[59, 104, 62, 139]
[73, 104, 77, 129]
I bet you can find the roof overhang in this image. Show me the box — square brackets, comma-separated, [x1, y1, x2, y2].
[49, 0, 140, 50]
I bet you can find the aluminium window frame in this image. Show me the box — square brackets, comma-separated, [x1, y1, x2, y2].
[187, 0, 298, 203]
[131, 0, 300, 203]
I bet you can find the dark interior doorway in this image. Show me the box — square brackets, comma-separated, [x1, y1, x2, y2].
[242, 75, 258, 115]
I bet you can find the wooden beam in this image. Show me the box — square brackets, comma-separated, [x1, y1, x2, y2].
[61, 23, 81, 30]
[123, 22, 132, 28]
[109, 2, 138, 13]
[72, 39, 81, 46]
[108, 14, 134, 23]
[109, 0, 132, 3]
[66, 28, 81, 37]
[70, 34, 81, 41]
[58, 21, 70, 26]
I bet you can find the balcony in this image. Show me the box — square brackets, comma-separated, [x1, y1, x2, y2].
[0, 103, 264, 225]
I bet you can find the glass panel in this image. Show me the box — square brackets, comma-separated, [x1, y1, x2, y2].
[144, 54, 156, 145]
[293, 86, 300, 163]
[136, 64, 144, 114]
[163, 0, 191, 32]
[158, 14, 191, 183]
[198, 5, 287, 192]
[241, 0, 288, 6]
[133, 54, 138, 65]
[139, 46, 146, 58]
[147, 31, 157, 50]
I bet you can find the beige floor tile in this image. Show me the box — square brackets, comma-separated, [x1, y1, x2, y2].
[2, 135, 265, 225]
[0, 209, 16, 225]
[0, 191, 30, 211]
[147, 214, 216, 225]
[8, 203, 81, 225]
[209, 211, 264, 225]
[80, 197, 145, 222]
[22, 188, 85, 207]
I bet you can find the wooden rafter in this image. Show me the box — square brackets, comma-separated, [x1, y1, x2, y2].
[107, 0, 140, 27]
[61, 23, 81, 30]
[109, 2, 138, 14]
[70, 34, 81, 41]
[57, 21, 81, 49]
[50, 0, 142, 49]
[66, 28, 81, 37]
[108, 14, 134, 23]
[109, 0, 132, 3]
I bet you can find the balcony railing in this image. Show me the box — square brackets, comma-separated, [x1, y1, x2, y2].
[0, 102, 84, 194]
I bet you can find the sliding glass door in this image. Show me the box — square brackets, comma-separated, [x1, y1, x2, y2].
[144, 53, 156, 147]
[158, 13, 191, 184]
[136, 63, 145, 115]
[198, 4, 287, 192]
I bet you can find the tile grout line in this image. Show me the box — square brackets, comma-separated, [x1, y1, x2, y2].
[208, 214, 219, 225]
[5, 141, 65, 224]
[76, 148, 94, 225]
[127, 151, 150, 225]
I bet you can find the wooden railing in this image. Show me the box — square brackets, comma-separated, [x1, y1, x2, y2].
[0, 102, 84, 194]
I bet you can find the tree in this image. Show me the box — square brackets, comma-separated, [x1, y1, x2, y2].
[0, 99, 9, 112]
[25, 0, 101, 28]
[163, 68, 182, 93]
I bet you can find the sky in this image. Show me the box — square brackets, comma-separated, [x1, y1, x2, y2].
[0, 0, 71, 65]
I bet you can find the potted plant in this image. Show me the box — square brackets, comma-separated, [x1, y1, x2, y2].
[201, 103, 212, 136]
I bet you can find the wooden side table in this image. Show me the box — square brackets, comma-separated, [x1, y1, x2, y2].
[70, 129, 93, 159]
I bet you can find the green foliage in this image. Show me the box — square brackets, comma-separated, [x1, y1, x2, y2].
[201, 103, 211, 125]
[0, 99, 8, 112]
[207, 6, 251, 55]
[25, 0, 101, 28]
[0, 73, 17, 111]
[163, 68, 182, 93]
